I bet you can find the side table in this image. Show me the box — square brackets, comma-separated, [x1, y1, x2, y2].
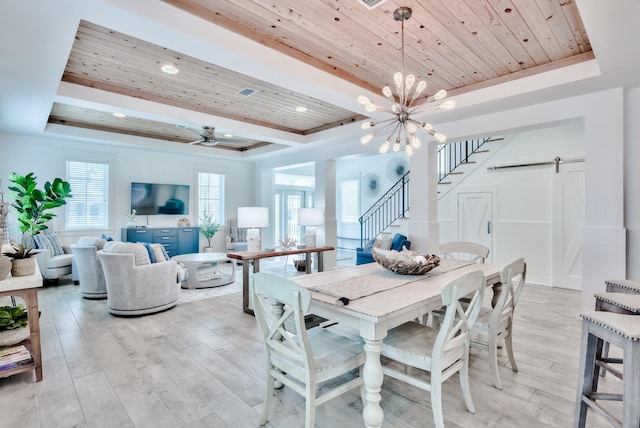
[0, 266, 43, 381]
[171, 252, 237, 289]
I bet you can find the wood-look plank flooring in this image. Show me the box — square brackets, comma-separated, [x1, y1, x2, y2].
[0, 256, 618, 427]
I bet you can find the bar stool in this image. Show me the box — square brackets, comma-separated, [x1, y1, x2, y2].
[605, 279, 640, 294]
[574, 311, 640, 428]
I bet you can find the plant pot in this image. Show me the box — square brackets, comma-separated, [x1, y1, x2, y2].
[294, 259, 311, 272]
[202, 246, 215, 253]
[0, 326, 30, 347]
[0, 256, 11, 281]
[10, 258, 36, 277]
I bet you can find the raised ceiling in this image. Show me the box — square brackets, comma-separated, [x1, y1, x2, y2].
[50, 0, 592, 155]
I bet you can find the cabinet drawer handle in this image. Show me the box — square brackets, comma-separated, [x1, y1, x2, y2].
[135, 230, 147, 234]
[162, 237, 170, 240]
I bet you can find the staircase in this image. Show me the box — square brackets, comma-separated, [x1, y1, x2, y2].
[359, 136, 504, 245]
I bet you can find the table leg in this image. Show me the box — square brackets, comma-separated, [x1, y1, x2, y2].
[362, 339, 384, 428]
[317, 251, 324, 272]
[27, 289, 42, 382]
[305, 253, 311, 274]
[242, 260, 253, 315]
[492, 282, 503, 308]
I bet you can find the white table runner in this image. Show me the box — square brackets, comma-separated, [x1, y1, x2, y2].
[309, 259, 472, 305]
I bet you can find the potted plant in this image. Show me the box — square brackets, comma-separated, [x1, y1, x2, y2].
[2, 241, 36, 277]
[0, 304, 30, 347]
[199, 209, 220, 252]
[8, 172, 72, 238]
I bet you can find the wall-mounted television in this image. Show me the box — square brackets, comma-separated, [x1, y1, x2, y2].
[130, 182, 190, 215]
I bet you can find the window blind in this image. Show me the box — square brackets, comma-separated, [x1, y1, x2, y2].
[66, 161, 109, 229]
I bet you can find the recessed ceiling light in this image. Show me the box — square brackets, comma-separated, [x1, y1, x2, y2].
[296, 106, 308, 112]
[161, 64, 179, 74]
[224, 133, 233, 137]
[113, 112, 126, 118]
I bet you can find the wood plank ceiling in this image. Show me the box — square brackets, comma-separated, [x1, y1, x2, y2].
[51, 0, 592, 153]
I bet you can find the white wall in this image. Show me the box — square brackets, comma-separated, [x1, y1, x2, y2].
[438, 122, 585, 286]
[0, 133, 255, 251]
[625, 87, 640, 279]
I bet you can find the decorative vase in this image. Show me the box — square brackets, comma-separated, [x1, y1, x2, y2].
[0, 256, 11, 280]
[10, 258, 36, 277]
[126, 220, 137, 228]
[0, 326, 30, 347]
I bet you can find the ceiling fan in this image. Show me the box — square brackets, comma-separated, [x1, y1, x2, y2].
[186, 126, 241, 146]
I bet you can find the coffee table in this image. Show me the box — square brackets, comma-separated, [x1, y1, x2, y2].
[171, 252, 237, 289]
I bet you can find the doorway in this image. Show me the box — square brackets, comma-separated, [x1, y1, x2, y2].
[457, 191, 493, 262]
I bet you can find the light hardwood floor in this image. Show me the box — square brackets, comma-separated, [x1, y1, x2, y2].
[0, 257, 618, 427]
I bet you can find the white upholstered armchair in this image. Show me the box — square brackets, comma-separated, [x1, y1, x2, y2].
[98, 242, 181, 316]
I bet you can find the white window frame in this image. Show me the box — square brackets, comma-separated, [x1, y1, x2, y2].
[65, 159, 110, 230]
[197, 171, 225, 225]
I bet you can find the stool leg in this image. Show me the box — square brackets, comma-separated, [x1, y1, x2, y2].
[575, 324, 602, 428]
[623, 340, 640, 427]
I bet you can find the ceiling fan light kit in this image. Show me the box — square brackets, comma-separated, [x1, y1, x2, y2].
[358, 6, 455, 157]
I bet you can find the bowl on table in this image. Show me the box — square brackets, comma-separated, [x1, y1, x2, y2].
[372, 247, 440, 275]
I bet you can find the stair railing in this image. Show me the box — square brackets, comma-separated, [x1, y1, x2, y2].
[359, 171, 410, 247]
[437, 137, 491, 182]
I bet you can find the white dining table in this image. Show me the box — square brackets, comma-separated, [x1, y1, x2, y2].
[289, 261, 502, 428]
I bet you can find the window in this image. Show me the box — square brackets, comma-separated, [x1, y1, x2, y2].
[198, 172, 225, 224]
[66, 160, 109, 229]
[340, 179, 359, 223]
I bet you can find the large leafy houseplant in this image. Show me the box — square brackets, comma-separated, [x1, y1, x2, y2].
[8, 172, 73, 237]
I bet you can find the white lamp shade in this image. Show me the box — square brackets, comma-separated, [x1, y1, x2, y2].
[237, 207, 269, 228]
[298, 207, 324, 226]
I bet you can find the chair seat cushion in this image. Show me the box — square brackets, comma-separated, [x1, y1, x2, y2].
[46, 253, 74, 269]
[581, 311, 640, 340]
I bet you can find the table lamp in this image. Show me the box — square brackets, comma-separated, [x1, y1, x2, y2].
[238, 207, 269, 253]
[298, 207, 324, 248]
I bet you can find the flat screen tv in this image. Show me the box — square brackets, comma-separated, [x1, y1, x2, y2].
[130, 182, 190, 215]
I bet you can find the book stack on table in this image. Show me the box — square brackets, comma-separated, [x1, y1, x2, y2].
[0, 345, 33, 371]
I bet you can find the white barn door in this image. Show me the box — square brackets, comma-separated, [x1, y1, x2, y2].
[457, 192, 493, 262]
[552, 163, 585, 290]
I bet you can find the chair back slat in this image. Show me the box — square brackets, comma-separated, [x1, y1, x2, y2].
[490, 258, 527, 333]
[439, 241, 490, 263]
[434, 269, 485, 368]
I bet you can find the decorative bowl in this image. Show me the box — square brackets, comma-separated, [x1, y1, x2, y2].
[372, 247, 441, 275]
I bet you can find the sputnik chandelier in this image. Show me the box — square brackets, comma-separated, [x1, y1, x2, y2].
[358, 7, 455, 156]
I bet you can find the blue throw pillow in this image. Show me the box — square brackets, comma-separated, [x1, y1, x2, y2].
[139, 242, 156, 263]
[363, 238, 376, 253]
[101, 234, 114, 241]
[391, 234, 408, 251]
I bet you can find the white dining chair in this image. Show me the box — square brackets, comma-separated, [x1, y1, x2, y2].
[252, 272, 366, 428]
[439, 241, 490, 263]
[470, 257, 526, 390]
[380, 269, 486, 428]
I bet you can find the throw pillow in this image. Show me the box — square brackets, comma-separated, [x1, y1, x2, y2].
[363, 238, 376, 253]
[76, 236, 107, 250]
[34, 233, 65, 256]
[140, 242, 157, 263]
[100, 234, 114, 241]
[150, 243, 168, 263]
[373, 236, 393, 251]
[103, 241, 151, 265]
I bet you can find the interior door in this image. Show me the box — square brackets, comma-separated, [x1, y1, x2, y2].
[552, 162, 585, 290]
[279, 191, 304, 243]
[457, 192, 493, 262]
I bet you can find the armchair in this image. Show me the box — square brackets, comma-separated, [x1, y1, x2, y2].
[31, 232, 73, 284]
[356, 233, 411, 265]
[71, 237, 108, 299]
[98, 241, 180, 316]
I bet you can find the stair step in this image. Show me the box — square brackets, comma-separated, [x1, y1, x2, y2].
[439, 181, 452, 185]
[448, 171, 463, 175]
[460, 161, 476, 165]
[474, 150, 490, 153]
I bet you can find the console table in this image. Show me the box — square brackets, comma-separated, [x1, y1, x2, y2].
[122, 227, 199, 257]
[226, 246, 335, 315]
[0, 266, 43, 382]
